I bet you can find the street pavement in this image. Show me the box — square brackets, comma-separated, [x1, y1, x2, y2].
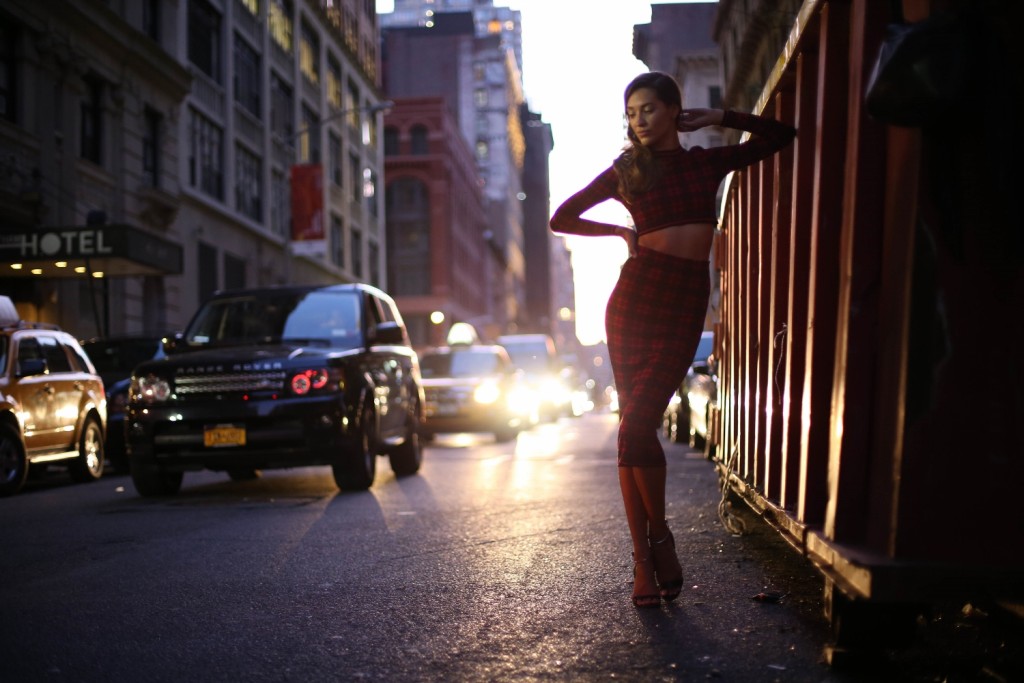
[0, 411, 1020, 682]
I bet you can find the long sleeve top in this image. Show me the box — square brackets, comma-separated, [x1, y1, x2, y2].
[550, 110, 796, 237]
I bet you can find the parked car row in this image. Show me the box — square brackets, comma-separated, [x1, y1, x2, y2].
[3, 285, 607, 499]
[1, 283, 427, 498]
[662, 330, 717, 456]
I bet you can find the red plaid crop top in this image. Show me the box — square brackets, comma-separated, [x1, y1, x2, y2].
[550, 110, 796, 237]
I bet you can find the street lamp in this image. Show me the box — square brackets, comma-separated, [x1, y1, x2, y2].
[283, 100, 393, 283]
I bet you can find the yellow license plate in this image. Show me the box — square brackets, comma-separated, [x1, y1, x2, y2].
[204, 424, 246, 447]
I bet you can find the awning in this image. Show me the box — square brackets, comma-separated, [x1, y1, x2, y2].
[0, 224, 183, 278]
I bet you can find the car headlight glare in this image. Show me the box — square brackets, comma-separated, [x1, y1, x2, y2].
[473, 381, 501, 405]
[133, 375, 171, 403]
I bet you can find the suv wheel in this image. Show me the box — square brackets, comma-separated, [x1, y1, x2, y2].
[131, 458, 184, 497]
[0, 423, 28, 497]
[388, 400, 422, 477]
[332, 403, 377, 491]
[69, 417, 105, 483]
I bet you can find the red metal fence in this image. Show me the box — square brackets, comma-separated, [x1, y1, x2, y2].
[710, 0, 1023, 650]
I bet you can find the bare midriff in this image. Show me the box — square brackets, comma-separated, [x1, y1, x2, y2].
[637, 223, 715, 260]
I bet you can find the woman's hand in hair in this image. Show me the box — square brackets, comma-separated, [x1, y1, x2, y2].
[677, 108, 726, 132]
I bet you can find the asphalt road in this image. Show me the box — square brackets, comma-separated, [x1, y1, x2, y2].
[1, 412, 1020, 682]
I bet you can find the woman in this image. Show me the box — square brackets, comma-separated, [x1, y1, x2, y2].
[550, 71, 795, 608]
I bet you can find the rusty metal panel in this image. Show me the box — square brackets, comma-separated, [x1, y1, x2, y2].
[714, 0, 1024, 617]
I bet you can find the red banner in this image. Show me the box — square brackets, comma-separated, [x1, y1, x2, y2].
[290, 164, 324, 243]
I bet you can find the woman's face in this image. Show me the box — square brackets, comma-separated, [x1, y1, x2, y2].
[626, 87, 680, 151]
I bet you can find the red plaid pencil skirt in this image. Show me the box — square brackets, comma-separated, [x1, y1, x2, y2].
[606, 247, 711, 467]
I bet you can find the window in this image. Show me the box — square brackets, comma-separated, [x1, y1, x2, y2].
[410, 125, 428, 155]
[329, 133, 342, 186]
[39, 336, 72, 373]
[198, 242, 218, 303]
[474, 88, 487, 107]
[235, 144, 262, 220]
[709, 85, 722, 110]
[189, 108, 224, 200]
[330, 213, 344, 268]
[80, 74, 103, 164]
[386, 177, 430, 295]
[363, 168, 377, 216]
[238, 0, 259, 17]
[345, 80, 359, 130]
[384, 126, 399, 156]
[224, 252, 246, 290]
[351, 228, 362, 278]
[271, 169, 288, 238]
[234, 34, 261, 118]
[368, 240, 379, 287]
[270, 72, 293, 139]
[349, 152, 361, 204]
[300, 104, 320, 163]
[142, 0, 161, 42]
[475, 139, 489, 161]
[269, 0, 293, 53]
[188, 0, 221, 82]
[142, 107, 161, 187]
[299, 21, 319, 85]
[0, 21, 14, 123]
[326, 55, 342, 110]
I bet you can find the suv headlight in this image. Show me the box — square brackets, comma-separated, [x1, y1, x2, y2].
[473, 381, 501, 405]
[131, 374, 172, 403]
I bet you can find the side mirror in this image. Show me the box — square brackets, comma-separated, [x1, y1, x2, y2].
[17, 358, 48, 377]
[372, 321, 405, 346]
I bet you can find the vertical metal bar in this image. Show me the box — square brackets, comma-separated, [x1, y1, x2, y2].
[764, 90, 796, 504]
[742, 169, 758, 479]
[755, 148, 773, 492]
[825, 0, 888, 546]
[797, 0, 849, 528]
[780, 50, 819, 515]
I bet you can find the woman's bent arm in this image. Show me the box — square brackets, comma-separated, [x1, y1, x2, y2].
[549, 167, 625, 238]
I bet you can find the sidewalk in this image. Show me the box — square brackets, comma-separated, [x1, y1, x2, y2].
[663, 439, 1024, 682]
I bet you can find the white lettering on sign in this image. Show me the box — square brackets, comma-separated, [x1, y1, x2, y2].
[18, 230, 114, 257]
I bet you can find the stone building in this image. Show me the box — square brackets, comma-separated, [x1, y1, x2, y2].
[0, 0, 388, 336]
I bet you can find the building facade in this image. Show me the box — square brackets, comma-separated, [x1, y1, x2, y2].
[381, 3, 530, 336]
[633, 2, 725, 330]
[383, 96, 489, 349]
[0, 0, 387, 337]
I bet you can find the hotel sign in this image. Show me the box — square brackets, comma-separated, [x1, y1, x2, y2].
[0, 224, 183, 277]
[7, 229, 114, 259]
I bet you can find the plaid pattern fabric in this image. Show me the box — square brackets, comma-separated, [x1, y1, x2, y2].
[550, 111, 796, 237]
[606, 248, 711, 467]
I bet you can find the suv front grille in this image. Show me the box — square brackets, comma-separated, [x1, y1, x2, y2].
[174, 371, 287, 395]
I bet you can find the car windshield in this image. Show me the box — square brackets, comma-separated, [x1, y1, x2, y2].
[83, 338, 163, 375]
[692, 333, 714, 366]
[420, 350, 501, 378]
[185, 291, 362, 348]
[500, 342, 552, 374]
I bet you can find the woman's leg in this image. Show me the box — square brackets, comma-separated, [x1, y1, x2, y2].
[619, 467, 659, 606]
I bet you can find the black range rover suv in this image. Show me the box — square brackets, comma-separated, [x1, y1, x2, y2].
[125, 284, 424, 496]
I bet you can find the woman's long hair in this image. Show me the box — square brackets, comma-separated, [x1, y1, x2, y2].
[613, 71, 682, 203]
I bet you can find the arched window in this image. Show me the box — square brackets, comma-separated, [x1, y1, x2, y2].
[384, 126, 399, 156]
[410, 125, 429, 155]
[386, 177, 430, 295]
